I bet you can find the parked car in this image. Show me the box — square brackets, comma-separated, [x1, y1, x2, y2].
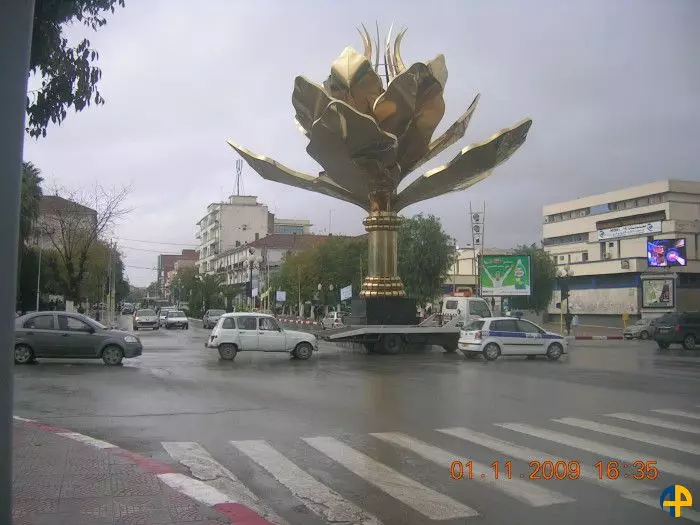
[321, 311, 348, 330]
[203, 309, 226, 329]
[164, 310, 188, 330]
[133, 308, 159, 330]
[623, 319, 654, 340]
[458, 317, 567, 361]
[653, 311, 700, 350]
[205, 312, 318, 361]
[121, 304, 135, 315]
[14, 311, 142, 365]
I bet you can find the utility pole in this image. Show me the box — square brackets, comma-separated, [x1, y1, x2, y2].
[1, 2, 36, 524]
[110, 240, 117, 325]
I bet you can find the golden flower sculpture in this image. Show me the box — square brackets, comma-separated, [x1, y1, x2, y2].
[229, 25, 532, 298]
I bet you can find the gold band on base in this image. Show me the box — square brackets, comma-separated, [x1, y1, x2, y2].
[360, 211, 406, 298]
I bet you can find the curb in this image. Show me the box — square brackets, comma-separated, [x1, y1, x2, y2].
[565, 335, 624, 340]
[277, 317, 321, 327]
[12, 416, 273, 525]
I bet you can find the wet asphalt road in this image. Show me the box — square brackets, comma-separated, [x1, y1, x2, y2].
[13, 315, 700, 525]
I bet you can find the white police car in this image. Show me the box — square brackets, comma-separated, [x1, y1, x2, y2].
[458, 317, 567, 361]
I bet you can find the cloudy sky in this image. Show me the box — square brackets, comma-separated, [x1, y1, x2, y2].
[24, 0, 699, 286]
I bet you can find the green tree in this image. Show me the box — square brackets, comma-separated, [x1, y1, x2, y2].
[397, 214, 453, 305]
[16, 162, 44, 302]
[27, 0, 126, 138]
[507, 244, 558, 314]
[16, 247, 62, 312]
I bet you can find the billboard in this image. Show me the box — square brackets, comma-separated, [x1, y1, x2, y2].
[647, 238, 687, 267]
[642, 278, 674, 308]
[340, 285, 353, 301]
[480, 255, 531, 296]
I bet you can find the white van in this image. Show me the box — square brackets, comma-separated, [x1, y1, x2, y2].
[441, 296, 492, 322]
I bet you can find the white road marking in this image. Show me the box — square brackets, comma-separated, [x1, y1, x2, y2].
[162, 442, 288, 525]
[158, 472, 232, 506]
[497, 423, 700, 481]
[57, 432, 117, 449]
[622, 492, 700, 522]
[231, 439, 382, 525]
[437, 427, 655, 493]
[606, 413, 700, 435]
[554, 418, 700, 456]
[653, 409, 700, 420]
[372, 432, 573, 507]
[303, 436, 477, 520]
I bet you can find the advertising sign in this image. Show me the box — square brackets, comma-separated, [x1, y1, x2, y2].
[340, 285, 353, 301]
[275, 290, 286, 302]
[480, 255, 531, 296]
[642, 278, 674, 308]
[597, 221, 662, 241]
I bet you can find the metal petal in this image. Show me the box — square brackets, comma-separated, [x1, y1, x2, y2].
[292, 76, 332, 136]
[372, 64, 419, 138]
[323, 46, 384, 115]
[227, 140, 368, 210]
[394, 119, 533, 211]
[404, 93, 480, 174]
[306, 100, 398, 197]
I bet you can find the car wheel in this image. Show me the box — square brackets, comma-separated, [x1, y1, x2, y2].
[483, 343, 500, 361]
[658, 342, 670, 350]
[639, 331, 650, 340]
[546, 343, 564, 361]
[381, 334, 404, 354]
[101, 345, 124, 366]
[442, 343, 458, 353]
[218, 343, 237, 360]
[154, 326, 159, 331]
[293, 342, 313, 360]
[683, 334, 696, 350]
[14, 344, 34, 365]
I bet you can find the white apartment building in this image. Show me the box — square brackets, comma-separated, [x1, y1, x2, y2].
[542, 179, 700, 317]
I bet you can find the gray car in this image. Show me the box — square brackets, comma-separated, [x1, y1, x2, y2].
[203, 309, 225, 329]
[14, 311, 143, 366]
[623, 319, 654, 340]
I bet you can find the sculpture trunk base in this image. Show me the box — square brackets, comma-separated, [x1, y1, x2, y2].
[360, 211, 405, 298]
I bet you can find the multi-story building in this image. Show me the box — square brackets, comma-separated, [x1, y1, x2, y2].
[157, 250, 198, 297]
[542, 179, 700, 319]
[36, 195, 97, 250]
[164, 258, 197, 300]
[211, 233, 338, 305]
[195, 195, 310, 275]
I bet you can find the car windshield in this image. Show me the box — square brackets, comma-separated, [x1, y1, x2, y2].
[209, 310, 225, 315]
[138, 309, 155, 316]
[171, 311, 185, 317]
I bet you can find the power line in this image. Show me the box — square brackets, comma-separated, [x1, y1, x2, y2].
[115, 236, 197, 247]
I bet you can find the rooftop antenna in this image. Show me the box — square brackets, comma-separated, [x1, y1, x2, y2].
[235, 158, 243, 196]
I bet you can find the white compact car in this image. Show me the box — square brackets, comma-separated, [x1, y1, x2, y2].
[458, 317, 567, 361]
[205, 312, 319, 361]
[163, 310, 188, 330]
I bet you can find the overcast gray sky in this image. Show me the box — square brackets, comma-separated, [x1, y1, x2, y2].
[23, 0, 700, 286]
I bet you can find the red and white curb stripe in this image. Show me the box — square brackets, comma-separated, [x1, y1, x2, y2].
[277, 318, 320, 326]
[565, 335, 624, 340]
[13, 416, 273, 525]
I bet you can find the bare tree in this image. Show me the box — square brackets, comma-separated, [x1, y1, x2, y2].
[39, 183, 130, 304]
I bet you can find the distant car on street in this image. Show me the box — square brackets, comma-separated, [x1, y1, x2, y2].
[14, 311, 142, 365]
[164, 310, 188, 330]
[203, 309, 225, 329]
[205, 312, 318, 361]
[133, 308, 159, 330]
[653, 311, 700, 350]
[623, 319, 655, 340]
[121, 303, 135, 315]
[158, 307, 176, 327]
[458, 317, 567, 361]
[321, 311, 348, 330]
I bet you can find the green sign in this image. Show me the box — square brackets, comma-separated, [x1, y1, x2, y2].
[480, 255, 531, 296]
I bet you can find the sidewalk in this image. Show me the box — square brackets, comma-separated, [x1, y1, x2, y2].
[541, 322, 624, 339]
[12, 418, 272, 525]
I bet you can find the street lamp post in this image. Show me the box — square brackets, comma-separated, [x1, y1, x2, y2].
[557, 265, 574, 335]
[246, 248, 263, 310]
[453, 239, 459, 294]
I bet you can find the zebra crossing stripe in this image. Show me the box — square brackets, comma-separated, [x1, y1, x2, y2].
[230, 439, 383, 525]
[303, 436, 478, 520]
[372, 432, 574, 507]
[621, 492, 700, 523]
[436, 427, 655, 493]
[606, 413, 700, 435]
[652, 408, 700, 420]
[497, 423, 700, 481]
[553, 418, 700, 455]
[162, 442, 288, 525]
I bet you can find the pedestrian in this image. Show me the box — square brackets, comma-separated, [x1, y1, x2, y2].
[565, 311, 573, 336]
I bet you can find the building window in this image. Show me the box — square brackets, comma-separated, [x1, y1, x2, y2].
[255, 233, 260, 241]
[648, 194, 659, 204]
[582, 251, 588, 262]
